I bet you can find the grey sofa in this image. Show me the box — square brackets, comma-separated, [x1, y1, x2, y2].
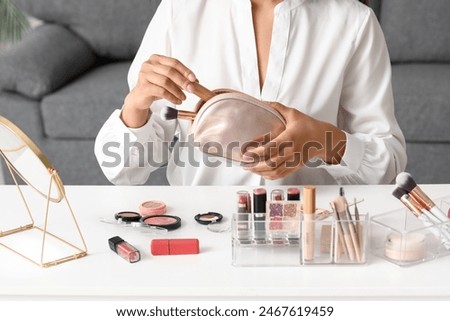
[371, 0, 450, 183]
[0, 0, 166, 185]
[0, 0, 449, 185]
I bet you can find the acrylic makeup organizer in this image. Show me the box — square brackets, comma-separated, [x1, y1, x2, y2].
[231, 201, 368, 267]
[0, 116, 87, 268]
[370, 197, 450, 267]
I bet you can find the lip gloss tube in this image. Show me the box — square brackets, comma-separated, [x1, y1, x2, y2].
[253, 188, 267, 244]
[237, 191, 252, 244]
[302, 186, 316, 261]
[108, 236, 141, 263]
[271, 189, 285, 201]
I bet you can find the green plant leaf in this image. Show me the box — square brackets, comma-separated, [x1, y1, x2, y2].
[0, 0, 30, 44]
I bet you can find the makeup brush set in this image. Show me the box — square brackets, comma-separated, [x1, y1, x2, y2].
[369, 172, 450, 267]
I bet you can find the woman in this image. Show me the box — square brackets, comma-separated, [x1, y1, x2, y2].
[95, 0, 406, 185]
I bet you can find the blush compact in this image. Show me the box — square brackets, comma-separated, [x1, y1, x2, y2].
[139, 200, 167, 216]
[194, 212, 229, 233]
[114, 211, 141, 222]
[194, 212, 223, 225]
[141, 215, 181, 231]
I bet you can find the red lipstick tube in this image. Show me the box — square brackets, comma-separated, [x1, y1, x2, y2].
[151, 239, 200, 256]
[108, 236, 141, 263]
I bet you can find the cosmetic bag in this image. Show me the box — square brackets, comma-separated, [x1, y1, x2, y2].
[190, 88, 287, 162]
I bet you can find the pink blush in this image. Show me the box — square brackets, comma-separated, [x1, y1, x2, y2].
[141, 214, 181, 231]
[144, 216, 176, 225]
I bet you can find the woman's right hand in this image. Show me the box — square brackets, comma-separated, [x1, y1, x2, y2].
[121, 54, 197, 128]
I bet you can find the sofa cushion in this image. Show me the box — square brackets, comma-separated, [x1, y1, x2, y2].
[368, 0, 382, 20]
[41, 62, 129, 139]
[379, 0, 450, 62]
[44, 139, 169, 185]
[0, 24, 96, 99]
[15, 0, 161, 60]
[392, 64, 450, 142]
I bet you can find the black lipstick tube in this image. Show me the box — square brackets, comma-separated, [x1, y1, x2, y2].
[253, 188, 267, 243]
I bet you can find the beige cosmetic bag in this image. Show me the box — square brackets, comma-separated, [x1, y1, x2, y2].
[190, 88, 286, 162]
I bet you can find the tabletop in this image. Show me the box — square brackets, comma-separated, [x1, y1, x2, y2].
[1, 184, 450, 300]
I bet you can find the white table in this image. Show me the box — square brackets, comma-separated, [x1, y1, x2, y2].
[1, 184, 450, 300]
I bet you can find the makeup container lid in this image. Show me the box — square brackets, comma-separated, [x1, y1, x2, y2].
[114, 211, 141, 222]
[139, 200, 167, 216]
[141, 215, 181, 231]
[195, 212, 223, 225]
[253, 188, 267, 213]
[108, 236, 125, 253]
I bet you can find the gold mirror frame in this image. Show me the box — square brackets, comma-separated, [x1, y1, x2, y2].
[0, 115, 87, 267]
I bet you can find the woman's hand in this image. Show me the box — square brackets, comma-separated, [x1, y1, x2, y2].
[242, 102, 347, 180]
[121, 54, 197, 128]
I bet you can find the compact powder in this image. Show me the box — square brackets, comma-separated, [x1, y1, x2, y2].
[384, 232, 426, 262]
[139, 200, 167, 216]
[114, 211, 141, 222]
[142, 215, 181, 231]
[195, 212, 223, 225]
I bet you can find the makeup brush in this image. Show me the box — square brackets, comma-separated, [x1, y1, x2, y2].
[392, 186, 450, 247]
[339, 187, 362, 261]
[392, 187, 429, 218]
[160, 106, 197, 121]
[189, 82, 216, 101]
[392, 186, 442, 223]
[332, 196, 359, 262]
[396, 172, 449, 223]
[329, 202, 349, 261]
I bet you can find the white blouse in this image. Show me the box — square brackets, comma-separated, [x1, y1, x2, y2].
[94, 0, 407, 186]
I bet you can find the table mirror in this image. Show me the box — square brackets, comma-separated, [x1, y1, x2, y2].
[0, 115, 87, 267]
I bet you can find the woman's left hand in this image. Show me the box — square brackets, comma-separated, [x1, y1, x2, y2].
[241, 102, 346, 180]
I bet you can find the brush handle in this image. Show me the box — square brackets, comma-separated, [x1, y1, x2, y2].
[177, 110, 197, 121]
[348, 222, 361, 262]
[419, 211, 450, 249]
[189, 82, 216, 101]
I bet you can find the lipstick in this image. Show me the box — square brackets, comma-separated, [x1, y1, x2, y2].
[271, 189, 284, 201]
[151, 239, 200, 256]
[287, 187, 300, 201]
[236, 191, 252, 244]
[253, 188, 267, 243]
[237, 190, 251, 213]
[108, 236, 141, 263]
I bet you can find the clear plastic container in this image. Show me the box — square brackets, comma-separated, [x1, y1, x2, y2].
[370, 198, 450, 267]
[231, 204, 368, 266]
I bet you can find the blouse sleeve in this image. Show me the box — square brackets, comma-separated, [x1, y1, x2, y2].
[330, 9, 407, 184]
[94, 0, 177, 185]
